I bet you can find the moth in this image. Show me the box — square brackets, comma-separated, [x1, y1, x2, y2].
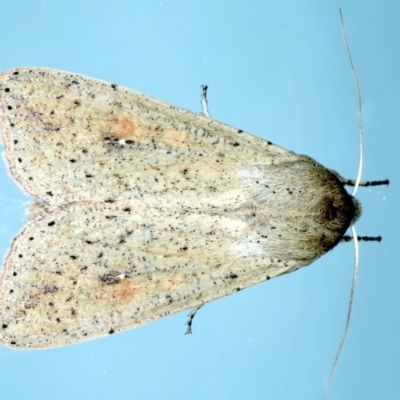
[0, 68, 371, 349]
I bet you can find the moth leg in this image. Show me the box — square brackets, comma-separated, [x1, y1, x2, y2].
[185, 304, 204, 335]
[329, 170, 389, 187]
[340, 235, 382, 243]
[200, 85, 212, 119]
[341, 178, 389, 187]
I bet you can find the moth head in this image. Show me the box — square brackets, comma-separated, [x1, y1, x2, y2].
[350, 196, 362, 225]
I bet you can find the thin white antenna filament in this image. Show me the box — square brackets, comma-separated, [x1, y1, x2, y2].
[323, 226, 359, 400]
[323, 10, 364, 399]
[339, 9, 363, 196]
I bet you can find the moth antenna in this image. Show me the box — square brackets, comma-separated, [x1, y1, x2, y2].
[323, 226, 360, 400]
[185, 304, 204, 335]
[338, 8, 363, 196]
[324, 10, 363, 399]
[200, 85, 212, 119]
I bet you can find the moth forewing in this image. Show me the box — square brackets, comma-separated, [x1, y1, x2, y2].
[0, 67, 358, 349]
[0, 68, 291, 207]
[0, 201, 297, 349]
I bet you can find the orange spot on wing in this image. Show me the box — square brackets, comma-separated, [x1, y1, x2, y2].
[113, 117, 139, 139]
[113, 280, 141, 303]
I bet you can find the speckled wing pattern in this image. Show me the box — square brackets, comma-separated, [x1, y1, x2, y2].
[0, 68, 355, 348]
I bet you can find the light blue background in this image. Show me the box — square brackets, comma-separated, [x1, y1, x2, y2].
[0, 1, 398, 399]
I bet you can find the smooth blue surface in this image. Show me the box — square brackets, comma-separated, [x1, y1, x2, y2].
[0, 1, 398, 399]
